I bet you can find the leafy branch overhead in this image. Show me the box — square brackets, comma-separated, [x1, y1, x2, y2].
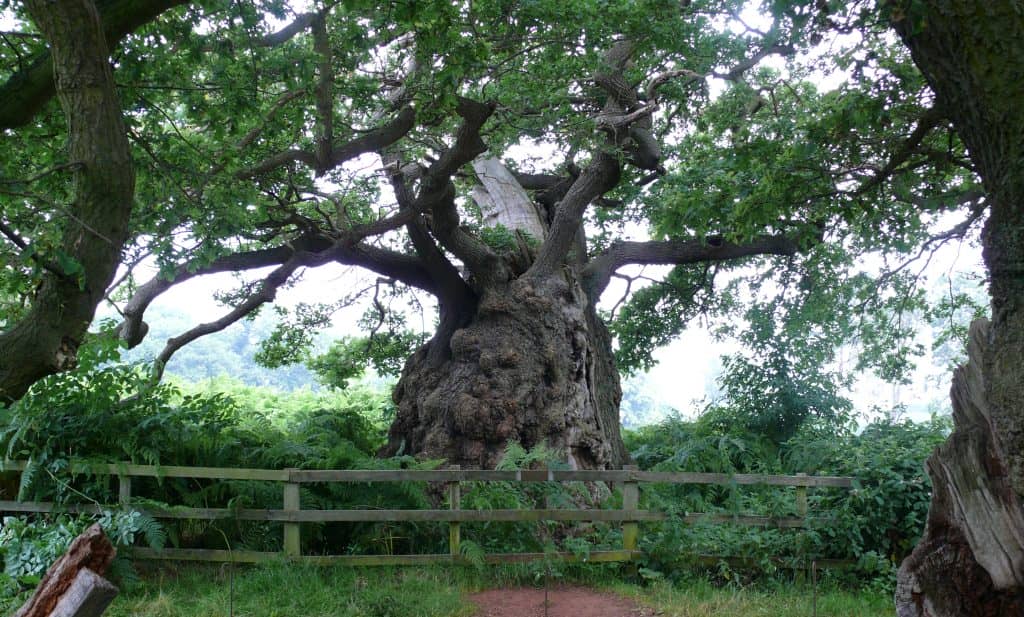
[0, 0, 986, 466]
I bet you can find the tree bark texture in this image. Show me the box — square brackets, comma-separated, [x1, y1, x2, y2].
[15, 524, 118, 617]
[383, 274, 626, 469]
[895, 321, 1024, 616]
[893, 2, 1024, 614]
[0, 0, 187, 129]
[0, 0, 135, 403]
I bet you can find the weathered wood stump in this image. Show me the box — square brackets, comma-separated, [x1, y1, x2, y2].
[15, 523, 119, 617]
[895, 319, 1024, 616]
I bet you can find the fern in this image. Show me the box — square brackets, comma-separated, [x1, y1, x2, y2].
[459, 539, 486, 569]
[134, 512, 166, 550]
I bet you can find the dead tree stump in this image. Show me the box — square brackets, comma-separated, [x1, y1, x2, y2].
[895, 320, 1024, 616]
[14, 523, 119, 617]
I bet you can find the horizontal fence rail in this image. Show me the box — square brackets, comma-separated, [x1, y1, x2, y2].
[0, 459, 855, 568]
[0, 460, 853, 486]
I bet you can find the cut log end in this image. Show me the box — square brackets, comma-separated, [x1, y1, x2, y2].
[15, 523, 119, 617]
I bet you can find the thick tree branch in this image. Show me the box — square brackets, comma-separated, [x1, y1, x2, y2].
[384, 144, 478, 366]
[197, 12, 317, 53]
[252, 12, 317, 48]
[236, 148, 318, 179]
[387, 161, 471, 303]
[644, 41, 797, 105]
[151, 258, 304, 381]
[525, 39, 647, 281]
[418, 99, 506, 281]
[118, 230, 438, 349]
[377, 98, 497, 292]
[526, 150, 621, 280]
[311, 12, 334, 174]
[511, 172, 565, 191]
[714, 43, 795, 82]
[116, 245, 299, 348]
[0, 0, 188, 129]
[430, 190, 507, 284]
[237, 106, 416, 179]
[333, 243, 438, 294]
[136, 241, 437, 379]
[420, 98, 494, 189]
[583, 234, 800, 298]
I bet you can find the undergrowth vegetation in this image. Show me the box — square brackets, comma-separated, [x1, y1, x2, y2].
[0, 364, 949, 611]
[92, 563, 896, 617]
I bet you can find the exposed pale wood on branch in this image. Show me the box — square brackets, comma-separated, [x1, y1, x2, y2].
[896, 320, 1024, 615]
[47, 569, 118, 617]
[472, 157, 547, 241]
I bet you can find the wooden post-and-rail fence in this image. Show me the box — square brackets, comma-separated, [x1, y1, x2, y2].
[0, 460, 855, 568]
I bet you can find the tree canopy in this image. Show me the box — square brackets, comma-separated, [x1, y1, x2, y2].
[0, 0, 983, 455]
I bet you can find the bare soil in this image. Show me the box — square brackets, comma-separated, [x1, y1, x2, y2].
[468, 586, 655, 617]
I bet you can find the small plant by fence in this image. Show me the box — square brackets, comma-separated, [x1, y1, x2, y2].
[0, 460, 854, 567]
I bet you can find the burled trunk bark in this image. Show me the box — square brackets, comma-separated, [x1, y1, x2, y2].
[893, 2, 1024, 614]
[382, 274, 626, 469]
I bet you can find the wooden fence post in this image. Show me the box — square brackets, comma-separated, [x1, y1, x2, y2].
[795, 473, 808, 519]
[796, 472, 808, 583]
[117, 475, 130, 508]
[622, 465, 639, 560]
[448, 465, 461, 560]
[283, 469, 301, 558]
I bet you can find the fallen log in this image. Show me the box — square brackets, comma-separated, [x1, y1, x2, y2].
[14, 523, 119, 617]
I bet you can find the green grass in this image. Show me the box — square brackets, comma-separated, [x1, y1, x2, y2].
[610, 579, 893, 617]
[94, 564, 893, 617]
[106, 564, 471, 617]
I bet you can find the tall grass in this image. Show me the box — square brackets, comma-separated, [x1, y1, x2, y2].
[101, 563, 895, 617]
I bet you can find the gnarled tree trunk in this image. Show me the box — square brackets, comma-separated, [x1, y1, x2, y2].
[382, 155, 626, 469]
[383, 262, 626, 470]
[893, 1, 1024, 614]
[0, 0, 135, 403]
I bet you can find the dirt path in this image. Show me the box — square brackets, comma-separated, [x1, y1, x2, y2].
[468, 586, 655, 617]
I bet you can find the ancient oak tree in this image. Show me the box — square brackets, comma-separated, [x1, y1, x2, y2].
[0, 1, 980, 469]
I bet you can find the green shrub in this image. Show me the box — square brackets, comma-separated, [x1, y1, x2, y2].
[623, 410, 950, 587]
